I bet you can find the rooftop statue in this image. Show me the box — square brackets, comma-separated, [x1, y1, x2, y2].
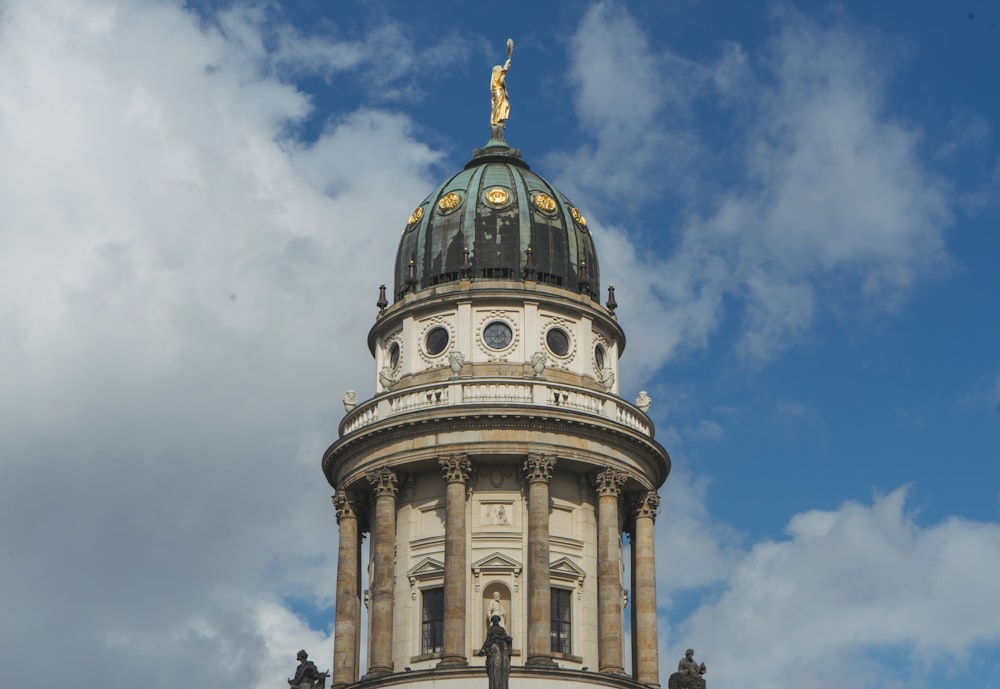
[490, 39, 514, 138]
[668, 649, 707, 689]
[288, 649, 328, 689]
[478, 615, 513, 689]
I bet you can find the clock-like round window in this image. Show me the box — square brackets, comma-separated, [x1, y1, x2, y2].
[425, 327, 450, 356]
[546, 328, 570, 357]
[483, 321, 513, 350]
[388, 342, 400, 370]
[594, 344, 606, 371]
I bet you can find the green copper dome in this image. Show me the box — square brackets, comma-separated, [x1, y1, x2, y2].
[393, 139, 600, 302]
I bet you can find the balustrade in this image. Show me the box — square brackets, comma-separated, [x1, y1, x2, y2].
[340, 379, 653, 438]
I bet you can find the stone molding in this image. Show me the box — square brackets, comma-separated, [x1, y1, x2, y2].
[631, 490, 660, 521]
[523, 453, 557, 483]
[593, 468, 627, 498]
[331, 490, 361, 524]
[366, 466, 399, 498]
[438, 453, 472, 484]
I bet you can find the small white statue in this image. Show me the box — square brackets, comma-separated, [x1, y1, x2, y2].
[530, 351, 547, 377]
[599, 367, 615, 391]
[378, 366, 397, 389]
[635, 390, 651, 413]
[486, 591, 507, 629]
[343, 390, 358, 412]
[449, 351, 466, 376]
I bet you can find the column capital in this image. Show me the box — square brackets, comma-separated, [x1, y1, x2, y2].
[331, 490, 361, 524]
[438, 453, 472, 484]
[366, 466, 399, 498]
[632, 490, 660, 521]
[523, 453, 557, 483]
[593, 467, 628, 498]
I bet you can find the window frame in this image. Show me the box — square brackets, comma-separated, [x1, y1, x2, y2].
[420, 586, 445, 655]
[550, 586, 572, 655]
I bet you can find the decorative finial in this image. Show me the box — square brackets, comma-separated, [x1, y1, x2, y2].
[461, 246, 471, 279]
[376, 284, 388, 312]
[578, 260, 590, 293]
[606, 284, 617, 315]
[490, 39, 513, 139]
[523, 246, 536, 280]
[405, 256, 417, 292]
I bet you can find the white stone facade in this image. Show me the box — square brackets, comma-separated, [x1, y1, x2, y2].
[323, 149, 669, 689]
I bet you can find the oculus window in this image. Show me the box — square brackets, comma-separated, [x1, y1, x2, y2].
[425, 327, 450, 356]
[483, 321, 513, 350]
[546, 328, 570, 357]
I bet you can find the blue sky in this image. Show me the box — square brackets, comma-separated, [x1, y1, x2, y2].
[0, 2, 998, 689]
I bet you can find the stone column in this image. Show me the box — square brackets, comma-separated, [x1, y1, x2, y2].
[632, 491, 661, 686]
[332, 490, 362, 687]
[365, 466, 398, 678]
[523, 453, 557, 667]
[438, 453, 472, 667]
[594, 467, 627, 675]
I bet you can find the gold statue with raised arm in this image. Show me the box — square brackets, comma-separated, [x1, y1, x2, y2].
[490, 38, 514, 137]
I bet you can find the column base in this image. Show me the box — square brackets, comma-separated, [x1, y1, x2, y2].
[436, 655, 469, 668]
[525, 655, 558, 668]
[599, 666, 627, 676]
[363, 667, 393, 679]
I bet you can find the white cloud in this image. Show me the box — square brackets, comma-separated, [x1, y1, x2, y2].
[655, 468, 742, 596]
[0, 1, 439, 686]
[546, 0, 708, 207]
[667, 488, 1000, 689]
[554, 4, 952, 382]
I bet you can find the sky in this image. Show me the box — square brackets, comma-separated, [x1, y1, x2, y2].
[0, 1, 998, 688]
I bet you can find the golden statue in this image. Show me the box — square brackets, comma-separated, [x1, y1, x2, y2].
[490, 38, 513, 136]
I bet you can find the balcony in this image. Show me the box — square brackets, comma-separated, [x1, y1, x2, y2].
[340, 379, 652, 439]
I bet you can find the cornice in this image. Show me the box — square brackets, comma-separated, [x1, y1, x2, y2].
[323, 407, 670, 491]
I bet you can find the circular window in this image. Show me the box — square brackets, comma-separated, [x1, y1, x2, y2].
[425, 327, 450, 356]
[546, 328, 570, 357]
[388, 342, 400, 370]
[483, 321, 513, 350]
[594, 344, 606, 371]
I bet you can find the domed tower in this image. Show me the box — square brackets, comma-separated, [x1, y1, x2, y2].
[323, 44, 670, 689]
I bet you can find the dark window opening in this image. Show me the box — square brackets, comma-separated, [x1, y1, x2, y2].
[550, 587, 571, 655]
[430, 271, 459, 286]
[425, 327, 449, 356]
[421, 587, 444, 654]
[546, 328, 570, 357]
[480, 267, 514, 279]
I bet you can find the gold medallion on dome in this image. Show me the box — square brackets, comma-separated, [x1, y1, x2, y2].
[438, 192, 462, 212]
[484, 186, 511, 207]
[570, 206, 587, 229]
[533, 193, 557, 213]
[407, 206, 424, 227]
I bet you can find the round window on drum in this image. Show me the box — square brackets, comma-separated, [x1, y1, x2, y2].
[546, 328, 570, 357]
[425, 327, 450, 356]
[483, 321, 513, 350]
[388, 342, 401, 370]
[594, 343, 606, 371]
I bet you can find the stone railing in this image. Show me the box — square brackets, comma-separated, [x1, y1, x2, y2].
[339, 379, 652, 438]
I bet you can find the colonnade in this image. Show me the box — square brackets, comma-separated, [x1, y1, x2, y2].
[329, 456, 662, 688]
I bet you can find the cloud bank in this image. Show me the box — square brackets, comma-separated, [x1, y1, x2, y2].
[558, 2, 951, 384]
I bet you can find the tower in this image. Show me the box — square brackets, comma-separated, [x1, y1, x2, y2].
[322, 48, 670, 689]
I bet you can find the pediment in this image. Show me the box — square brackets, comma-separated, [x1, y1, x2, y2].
[407, 557, 445, 579]
[549, 556, 586, 582]
[471, 552, 522, 572]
